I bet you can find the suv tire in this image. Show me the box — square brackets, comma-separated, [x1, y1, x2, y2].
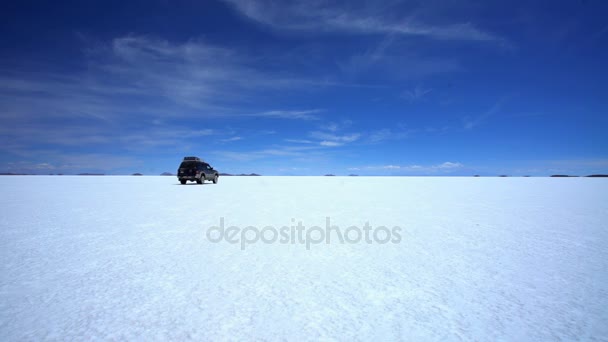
[197, 174, 204, 184]
[180, 180, 186, 185]
[213, 175, 218, 184]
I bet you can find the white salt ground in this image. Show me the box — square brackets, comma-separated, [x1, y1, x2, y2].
[1, 176, 607, 340]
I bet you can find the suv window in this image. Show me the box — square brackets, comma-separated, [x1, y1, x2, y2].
[179, 161, 197, 169]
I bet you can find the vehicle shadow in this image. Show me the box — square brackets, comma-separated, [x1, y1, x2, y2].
[173, 183, 217, 185]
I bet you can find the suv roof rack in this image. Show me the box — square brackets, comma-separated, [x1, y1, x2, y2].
[183, 156, 202, 162]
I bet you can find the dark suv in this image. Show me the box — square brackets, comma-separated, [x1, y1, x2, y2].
[177, 157, 219, 185]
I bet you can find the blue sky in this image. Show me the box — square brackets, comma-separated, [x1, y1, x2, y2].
[1, 0, 607, 176]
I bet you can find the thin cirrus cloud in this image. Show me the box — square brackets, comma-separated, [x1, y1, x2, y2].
[402, 85, 433, 103]
[339, 41, 463, 79]
[101, 36, 383, 111]
[101, 35, 304, 111]
[349, 162, 464, 173]
[222, 0, 501, 42]
[1, 123, 218, 154]
[1, 35, 347, 131]
[463, 97, 506, 130]
[0, 35, 335, 159]
[320, 141, 344, 147]
[1, 36, 251, 127]
[220, 136, 243, 143]
[4, 153, 144, 174]
[284, 139, 314, 144]
[283, 125, 412, 148]
[368, 128, 412, 143]
[309, 130, 362, 146]
[253, 109, 323, 120]
[212, 145, 320, 162]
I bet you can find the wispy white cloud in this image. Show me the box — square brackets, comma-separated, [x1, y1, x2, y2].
[320, 140, 344, 147]
[220, 136, 243, 142]
[308, 119, 360, 146]
[0, 121, 220, 156]
[310, 131, 361, 145]
[351, 161, 464, 173]
[284, 139, 314, 144]
[3, 154, 145, 174]
[0, 35, 346, 158]
[382, 164, 403, 170]
[436, 161, 463, 169]
[222, 0, 501, 42]
[211, 145, 319, 161]
[319, 119, 353, 132]
[253, 109, 322, 120]
[0, 35, 351, 132]
[285, 122, 415, 147]
[338, 35, 463, 79]
[402, 85, 432, 102]
[322, 122, 340, 132]
[368, 127, 413, 143]
[463, 98, 506, 129]
[101, 35, 322, 111]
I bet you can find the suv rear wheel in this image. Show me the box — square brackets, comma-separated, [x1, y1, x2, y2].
[213, 175, 218, 184]
[180, 180, 186, 185]
[197, 174, 204, 184]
